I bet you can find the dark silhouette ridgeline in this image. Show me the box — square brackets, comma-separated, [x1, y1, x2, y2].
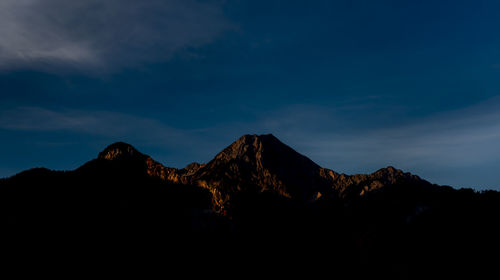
[2, 134, 499, 279]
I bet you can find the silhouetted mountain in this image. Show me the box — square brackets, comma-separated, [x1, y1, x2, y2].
[2, 134, 499, 279]
[2, 142, 227, 242]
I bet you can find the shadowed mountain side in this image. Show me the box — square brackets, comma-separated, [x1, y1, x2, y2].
[2, 150, 229, 239]
[2, 135, 500, 279]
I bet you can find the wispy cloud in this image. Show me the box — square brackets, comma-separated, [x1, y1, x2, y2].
[0, 0, 233, 71]
[0, 106, 187, 144]
[0, 106, 231, 165]
[292, 102, 499, 167]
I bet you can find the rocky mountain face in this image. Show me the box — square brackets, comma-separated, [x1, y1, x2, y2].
[187, 134, 340, 212]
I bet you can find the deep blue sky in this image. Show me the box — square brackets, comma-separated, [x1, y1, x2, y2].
[1, 0, 500, 190]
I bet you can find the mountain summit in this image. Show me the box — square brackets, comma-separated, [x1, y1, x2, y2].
[212, 134, 315, 165]
[98, 142, 146, 161]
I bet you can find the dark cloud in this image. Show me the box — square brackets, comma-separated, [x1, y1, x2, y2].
[0, 0, 233, 71]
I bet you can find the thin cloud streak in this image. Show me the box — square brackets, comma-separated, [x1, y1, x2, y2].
[0, 106, 188, 145]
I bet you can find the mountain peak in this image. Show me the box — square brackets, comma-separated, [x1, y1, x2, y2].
[98, 142, 145, 161]
[372, 166, 420, 182]
[228, 134, 280, 151]
[217, 134, 300, 162]
[219, 134, 320, 168]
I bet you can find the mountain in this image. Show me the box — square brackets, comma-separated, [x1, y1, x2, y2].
[188, 134, 339, 212]
[2, 134, 500, 279]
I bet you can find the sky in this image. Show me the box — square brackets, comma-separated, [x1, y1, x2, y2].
[1, 0, 500, 190]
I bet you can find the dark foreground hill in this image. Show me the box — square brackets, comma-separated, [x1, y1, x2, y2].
[2, 134, 500, 279]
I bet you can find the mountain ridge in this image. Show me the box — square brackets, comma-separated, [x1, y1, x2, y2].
[4, 134, 436, 214]
[3, 133, 499, 279]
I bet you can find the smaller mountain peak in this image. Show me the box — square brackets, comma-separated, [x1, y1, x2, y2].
[384, 166, 398, 172]
[98, 142, 144, 161]
[368, 166, 427, 187]
[374, 166, 404, 176]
